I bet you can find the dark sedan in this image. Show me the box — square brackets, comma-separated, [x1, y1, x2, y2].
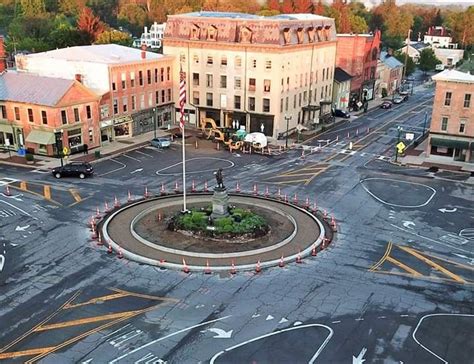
[380, 101, 393, 109]
[52, 162, 94, 179]
[333, 109, 350, 118]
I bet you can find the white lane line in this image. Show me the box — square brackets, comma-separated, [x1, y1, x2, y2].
[98, 158, 127, 177]
[110, 315, 231, 363]
[360, 177, 436, 208]
[103, 324, 131, 339]
[134, 150, 154, 158]
[122, 154, 141, 162]
[209, 323, 334, 364]
[156, 158, 235, 176]
[0, 199, 33, 218]
[390, 224, 471, 254]
[0, 255, 5, 272]
[412, 313, 474, 364]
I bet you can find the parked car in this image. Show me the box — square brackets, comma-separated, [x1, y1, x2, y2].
[380, 101, 393, 109]
[150, 137, 171, 148]
[52, 162, 93, 179]
[393, 96, 404, 104]
[333, 109, 350, 118]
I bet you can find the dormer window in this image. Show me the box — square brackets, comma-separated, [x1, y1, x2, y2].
[207, 25, 217, 41]
[190, 24, 200, 40]
[240, 26, 252, 43]
[323, 25, 331, 41]
[307, 27, 315, 43]
[316, 26, 323, 41]
[296, 28, 304, 44]
[283, 28, 291, 44]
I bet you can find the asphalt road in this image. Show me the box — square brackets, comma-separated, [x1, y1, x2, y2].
[0, 86, 473, 363]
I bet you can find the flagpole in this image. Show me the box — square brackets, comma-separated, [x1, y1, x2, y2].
[179, 65, 187, 212]
[182, 122, 187, 212]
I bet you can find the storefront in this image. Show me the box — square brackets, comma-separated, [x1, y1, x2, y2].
[25, 129, 56, 155]
[0, 123, 15, 150]
[429, 137, 471, 162]
[132, 105, 173, 136]
[100, 115, 133, 144]
[67, 128, 83, 149]
[249, 114, 274, 136]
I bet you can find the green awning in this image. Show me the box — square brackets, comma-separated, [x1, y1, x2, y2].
[26, 130, 55, 145]
[430, 137, 469, 149]
[0, 123, 14, 133]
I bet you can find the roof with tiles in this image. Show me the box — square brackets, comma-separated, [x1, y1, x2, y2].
[0, 72, 77, 106]
[380, 51, 403, 69]
[23, 44, 162, 64]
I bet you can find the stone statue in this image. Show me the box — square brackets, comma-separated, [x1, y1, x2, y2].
[214, 168, 224, 189]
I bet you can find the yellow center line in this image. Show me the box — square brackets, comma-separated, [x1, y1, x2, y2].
[271, 179, 312, 185]
[34, 311, 141, 332]
[304, 167, 329, 185]
[369, 242, 393, 271]
[399, 246, 466, 283]
[109, 288, 179, 302]
[0, 347, 55, 360]
[386, 256, 422, 276]
[64, 292, 130, 309]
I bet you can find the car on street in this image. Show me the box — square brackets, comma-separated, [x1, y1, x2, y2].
[380, 101, 393, 109]
[150, 137, 172, 148]
[393, 96, 404, 104]
[333, 109, 350, 118]
[52, 162, 93, 179]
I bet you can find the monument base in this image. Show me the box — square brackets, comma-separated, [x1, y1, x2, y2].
[211, 187, 229, 219]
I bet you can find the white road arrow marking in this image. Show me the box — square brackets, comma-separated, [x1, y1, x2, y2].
[353, 347, 367, 364]
[266, 315, 274, 321]
[0, 255, 5, 272]
[293, 321, 303, 326]
[15, 225, 30, 231]
[130, 168, 144, 174]
[81, 359, 93, 364]
[438, 207, 457, 213]
[207, 328, 233, 339]
[251, 313, 261, 318]
[278, 317, 288, 324]
[402, 221, 415, 229]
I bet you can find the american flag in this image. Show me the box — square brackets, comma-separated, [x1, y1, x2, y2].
[179, 66, 186, 130]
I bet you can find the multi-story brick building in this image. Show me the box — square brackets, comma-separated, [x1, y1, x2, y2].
[336, 31, 381, 110]
[163, 12, 337, 137]
[0, 72, 100, 156]
[427, 70, 474, 164]
[15, 44, 174, 144]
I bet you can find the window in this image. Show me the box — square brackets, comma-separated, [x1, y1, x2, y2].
[61, 109, 68, 124]
[131, 95, 136, 110]
[285, 97, 289, 111]
[235, 56, 242, 68]
[140, 94, 145, 109]
[154, 68, 158, 83]
[86, 105, 92, 119]
[322, 68, 325, 81]
[130, 72, 135, 87]
[252, 59, 257, 68]
[221, 56, 227, 66]
[139, 71, 143, 86]
[207, 56, 214, 65]
[280, 98, 283, 113]
[263, 98, 270, 112]
[264, 79, 271, 92]
[248, 97, 255, 111]
[193, 73, 200, 86]
[294, 95, 297, 109]
[193, 54, 199, 64]
[206, 92, 213, 107]
[249, 78, 256, 91]
[161, 90, 165, 103]
[41, 110, 47, 124]
[120, 73, 126, 89]
[441, 117, 448, 131]
[160, 68, 164, 82]
[0, 105, 5, 119]
[464, 94, 471, 108]
[179, 54, 186, 63]
[113, 99, 118, 114]
[220, 75, 227, 88]
[444, 92, 452, 106]
[234, 77, 241, 89]
[234, 95, 241, 109]
[147, 70, 151, 84]
[265, 60, 272, 70]
[74, 108, 80, 122]
[149, 93, 153, 108]
[112, 81, 116, 91]
[89, 128, 93, 143]
[100, 105, 109, 119]
[155, 91, 159, 105]
[28, 108, 34, 123]
[459, 120, 466, 133]
[167, 67, 170, 81]
[167, 89, 172, 102]
[206, 74, 213, 88]
[123, 97, 128, 112]
[298, 93, 302, 107]
[193, 91, 200, 105]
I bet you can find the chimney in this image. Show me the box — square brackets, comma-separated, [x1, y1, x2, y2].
[0, 36, 6, 73]
[141, 44, 147, 60]
[75, 74, 82, 83]
[387, 48, 393, 56]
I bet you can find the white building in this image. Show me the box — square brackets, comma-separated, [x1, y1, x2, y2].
[135, 22, 167, 49]
[424, 26, 458, 49]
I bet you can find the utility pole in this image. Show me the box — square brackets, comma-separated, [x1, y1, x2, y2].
[422, 111, 428, 135]
[284, 115, 292, 149]
[402, 29, 412, 85]
[395, 126, 403, 163]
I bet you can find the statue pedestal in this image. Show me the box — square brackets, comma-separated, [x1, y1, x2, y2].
[211, 187, 229, 219]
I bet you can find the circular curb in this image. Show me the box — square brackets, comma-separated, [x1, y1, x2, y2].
[100, 192, 327, 272]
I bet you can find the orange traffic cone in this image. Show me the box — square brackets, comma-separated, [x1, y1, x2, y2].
[296, 251, 302, 264]
[127, 190, 132, 202]
[279, 255, 285, 268]
[236, 181, 241, 193]
[105, 201, 110, 213]
[293, 193, 298, 204]
[174, 181, 179, 193]
[305, 197, 310, 208]
[191, 180, 196, 192]
[91, 225, 97, 240]
[253, 183, 258, 196]
[182, 258, 190, 274]
[4, 185, 11, 196]
[95, 206, 101, 218]
[204, 260, 211, 274]
[255, 260, 261, 273]
[311, 244, 317, 256]
[107, 244, 113, 254]
[277, 187, 281, 199]
[204, 180, 208, 192]
[161, 183, 165, 195]
[144, 186, 150, 198]
[230, 260, 236, 275]
[97, 233, 103, 246]
[114, 196, 120, 208]
[117, 249, 123, 259]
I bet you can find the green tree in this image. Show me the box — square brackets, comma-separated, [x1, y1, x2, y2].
[349, 13, 368, 33]
[20, 0, 46, 17]
[95, 29, 132, 46]
[59, 0, 86, 16]
[418, 48, 441, 73]
[394, 50, 415, 76]
[117, 3, 147, 36]
[87, 0, 118, 27]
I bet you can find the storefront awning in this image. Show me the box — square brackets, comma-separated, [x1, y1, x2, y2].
[430, 137, 469, 149]
[26, 130, 56, 145]
[0, 123, 14, 133]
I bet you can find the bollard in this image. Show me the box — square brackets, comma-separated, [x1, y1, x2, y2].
[160, 183, 165, 195]
[277, 187, 281, 199]
[204, 260, 211, 274]
[114, 196, 120, 208]
[296, 251, 302, 264]
[127, 190, 132, 202]
[279, 255, 285, 268]
[236, 181, 241, 193]
[204, 180, 209, 192]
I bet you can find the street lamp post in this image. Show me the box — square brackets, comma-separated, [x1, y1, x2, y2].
[395, 126, 403, 163]
[284, 115, 292, 149]
[153, 108, 157, 139]
[54, 129, 64, 167]
[422, 111, 428, 135]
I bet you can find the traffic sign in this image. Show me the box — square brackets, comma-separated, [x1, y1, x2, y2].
[63, 147, 70, 155]
[396, 141, 406, 154]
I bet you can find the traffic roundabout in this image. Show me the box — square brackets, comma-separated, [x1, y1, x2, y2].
[98, 192, 333, 273]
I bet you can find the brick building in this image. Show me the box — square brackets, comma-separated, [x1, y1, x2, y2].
[0, 72, 100, 156]
[427, 70, 474, 164]
[163, 12, 337, 137]
[336, 30, 381, 110]
[0, 36, 6, 73]
[15, 44, 175, 144]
